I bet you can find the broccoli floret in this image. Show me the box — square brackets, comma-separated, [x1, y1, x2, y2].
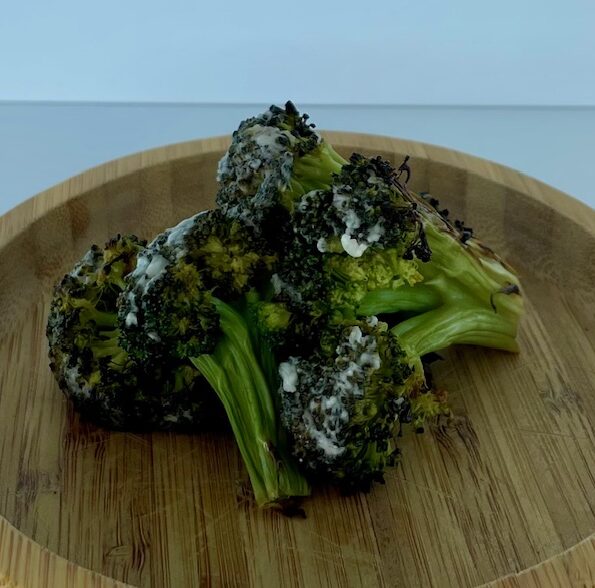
[118, 210, 275, 362]
[277, 151, 522, 356]
[216, 101, 344, 231]
[360, 183, 524, 355]
[291, 153, 429, 261]
[248, 298, 292, 349]
[46, 235, 211, 431]
[119, 211, 310, 508]
[278, 317, 447, 490]
[266, 154, 429, 354]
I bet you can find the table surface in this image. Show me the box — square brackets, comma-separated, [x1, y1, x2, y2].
[1, 102, 594, 216]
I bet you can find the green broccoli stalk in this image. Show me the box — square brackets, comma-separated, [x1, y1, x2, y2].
[119, 210, 310, 508]
[359, 188, 523, 354]
[192, 299, 309, 508]
[284, 139, 346, 208]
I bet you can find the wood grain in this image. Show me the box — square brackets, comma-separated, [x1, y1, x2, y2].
[1, 133, 594, 587]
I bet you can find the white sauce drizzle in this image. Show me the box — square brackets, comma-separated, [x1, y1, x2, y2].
[340, 234, 369, 258]
[279, 360, 298, 393]
[290, 320, 383, 459]
[125, 212, 206, 329]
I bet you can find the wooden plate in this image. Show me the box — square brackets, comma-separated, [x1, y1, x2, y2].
[1, 133, 594, 588]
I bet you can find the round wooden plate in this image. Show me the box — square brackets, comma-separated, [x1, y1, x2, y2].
[0, 133, 594, 588]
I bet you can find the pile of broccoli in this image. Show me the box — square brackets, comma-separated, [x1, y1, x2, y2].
[47, 102, 523, 512]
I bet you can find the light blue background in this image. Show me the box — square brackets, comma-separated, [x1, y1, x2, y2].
[1, 1, 594, 213]
[1, 0, 594, 104]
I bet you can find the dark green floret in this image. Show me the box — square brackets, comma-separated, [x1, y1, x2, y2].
[278, 317, 447, 491]
[117, 210, 275, 363]
[216, 101, 345, 233]
[46, 235, 209, 431]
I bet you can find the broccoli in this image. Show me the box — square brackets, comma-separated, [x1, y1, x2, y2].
[216, 101, 345, 234]
[119, 210, 310, 508]
[46, 235, 211, 431]
[275, 152, 522, 357]
[117, 210, 272, 363]
[263, 153, 428, 355]
[46, 102, 525, 511]
[278, 317, 448, 490]
[357, 172, 524, 355]
[290, 153, 429, 261]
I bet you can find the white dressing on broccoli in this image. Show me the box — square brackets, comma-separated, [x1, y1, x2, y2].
[279, 360, 298, 393]
[65, 364, 92, 398]
[340, 234, 369, 257]
[367, 222, 385, 243]
[316, 238, 328, 253]
[165, 211, 205, 254]
[293, 322, 383, 459]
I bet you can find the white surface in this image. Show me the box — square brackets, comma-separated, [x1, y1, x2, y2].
[0, 102, 594, 217]
[1, 0, 594, 105]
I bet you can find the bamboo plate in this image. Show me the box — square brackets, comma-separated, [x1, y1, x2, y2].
[0, 133, 594, 588]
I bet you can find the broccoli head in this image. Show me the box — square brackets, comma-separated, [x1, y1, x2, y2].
[216, 101, 345, 231]
[118, 209, 275, 363]
[292, 153, 429, 261]
[278, 317, 446, 491]
[46, 235, 210, 431]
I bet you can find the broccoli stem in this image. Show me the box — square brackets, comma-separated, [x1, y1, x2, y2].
[192, 298, 310, 507]
[362, 219, 522, 356]
[292, 143, 345, 193]
[394, 304, 519, 357]
[282, 143, 346, 210]
[421, 223, 520, 307]
[358, 285, 442, 316]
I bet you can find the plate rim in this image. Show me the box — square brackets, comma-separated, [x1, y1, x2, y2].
[1, 131, 593, 249]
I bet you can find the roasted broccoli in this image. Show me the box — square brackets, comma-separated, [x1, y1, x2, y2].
[46, 235, 211, 431]
[273, 152, 522, 357]
[216, 101, 344, 236]
[46, 101, 525, 511]
[118, 210, 310, 508]
[278, 317, 448, 490]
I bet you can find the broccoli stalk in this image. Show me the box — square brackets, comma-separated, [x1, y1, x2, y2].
[360, 210, 523, 355]
[282, 141, 345, 208]
[192, 298, 310, 508]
